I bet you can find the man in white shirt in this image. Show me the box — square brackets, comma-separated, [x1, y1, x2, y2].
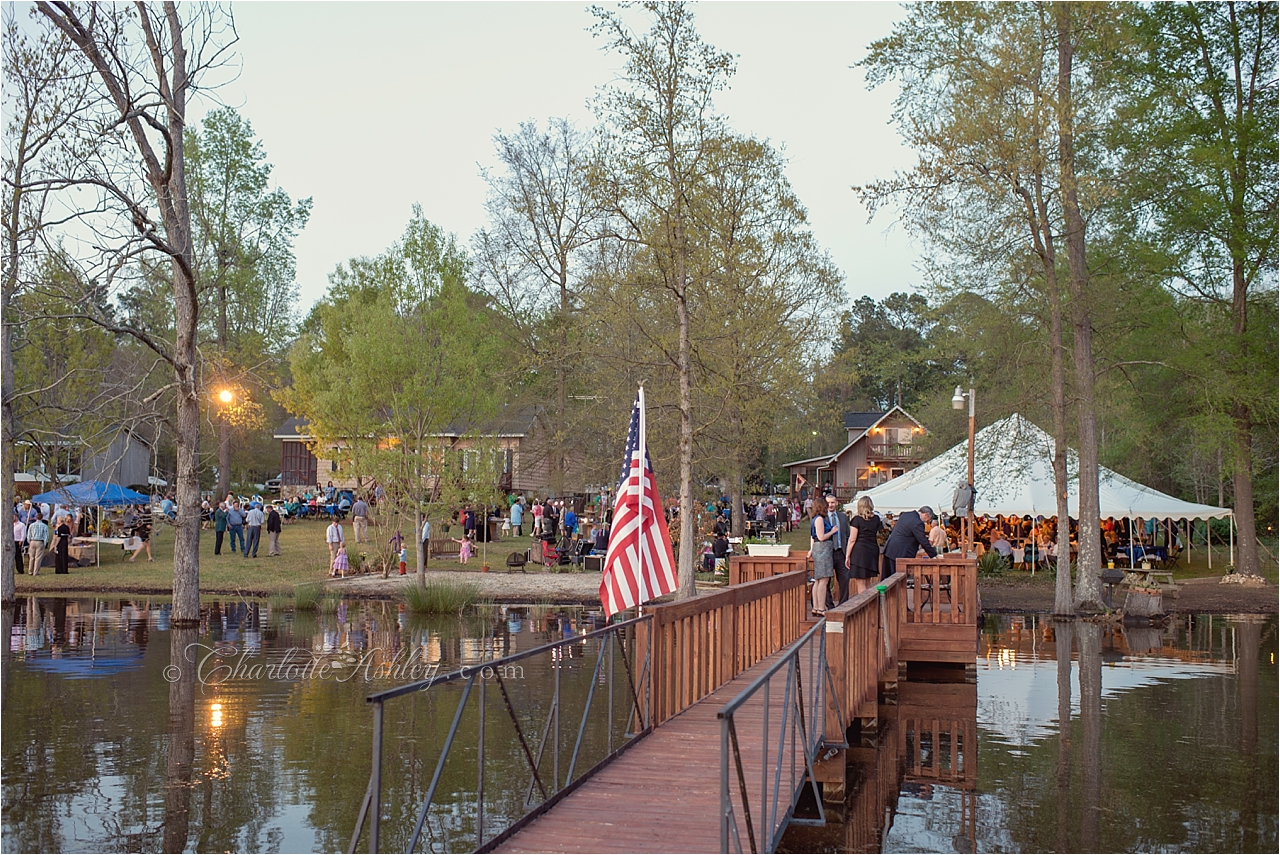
[326, 519, 344, 561]
[244, 505, 265, 558]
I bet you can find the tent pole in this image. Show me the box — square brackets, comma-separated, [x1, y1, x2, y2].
[1229, 515, 1234, 568]
[1208, 520, 1212, 570]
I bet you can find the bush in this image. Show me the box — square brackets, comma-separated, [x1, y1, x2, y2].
[977, 551, 1008, 578]
[403, 577, 484, 614]
[318, 592, 343, 614]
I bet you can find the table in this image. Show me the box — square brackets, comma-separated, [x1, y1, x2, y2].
[1125, 566, 1178, 596]
[73, 535, 133, 567]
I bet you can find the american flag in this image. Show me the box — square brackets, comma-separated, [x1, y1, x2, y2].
[599, 389, 678, 617]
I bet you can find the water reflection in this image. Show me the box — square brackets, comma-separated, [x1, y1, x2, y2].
[2, 596, 617, 853]
[782, 614, 1278, 854]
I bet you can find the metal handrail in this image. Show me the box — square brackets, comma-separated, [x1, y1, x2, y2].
[350, 613, 652, 854]
[718, 619, 830, 853]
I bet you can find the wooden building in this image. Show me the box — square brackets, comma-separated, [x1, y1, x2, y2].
[784, 406, 927, 500]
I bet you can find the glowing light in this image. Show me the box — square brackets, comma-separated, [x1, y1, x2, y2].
[217, 389, 233, 404]
[210, 701, 224, 729]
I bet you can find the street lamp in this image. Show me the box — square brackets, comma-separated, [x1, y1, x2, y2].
[952, 386, 975, 556]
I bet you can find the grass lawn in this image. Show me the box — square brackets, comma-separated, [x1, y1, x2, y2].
[14, 513, 524, 597]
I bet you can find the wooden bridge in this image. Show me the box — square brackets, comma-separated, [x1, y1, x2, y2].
[350, 555, 979, 854]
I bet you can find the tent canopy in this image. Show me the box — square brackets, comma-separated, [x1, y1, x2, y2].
[31, 480, 150, 508]
[852, 414, 1232, 522]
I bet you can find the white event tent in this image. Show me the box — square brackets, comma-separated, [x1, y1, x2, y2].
[851, 414, 1233, 560]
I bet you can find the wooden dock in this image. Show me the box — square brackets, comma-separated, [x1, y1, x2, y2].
[490, 645, 807, 853]
[352, 556, 980, 854]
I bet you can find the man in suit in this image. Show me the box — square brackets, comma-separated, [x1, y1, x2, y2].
[882, 506, 938, 579]
[825, 494, 853, 604]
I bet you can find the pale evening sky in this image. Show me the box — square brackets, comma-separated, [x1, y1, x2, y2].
[208, 1, 920, 313]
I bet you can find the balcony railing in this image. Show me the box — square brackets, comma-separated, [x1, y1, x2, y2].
[867, 443, 924, 461]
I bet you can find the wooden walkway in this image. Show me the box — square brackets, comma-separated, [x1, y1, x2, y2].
[492, 645, 807, 854]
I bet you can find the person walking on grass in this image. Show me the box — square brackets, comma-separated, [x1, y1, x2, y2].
[244, 503, 264, 558]
[266, 505, 282, 556]
[326, 518, 345, 562]
[129, 505, 154, 562]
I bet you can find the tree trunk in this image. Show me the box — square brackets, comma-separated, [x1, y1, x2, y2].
[217, 418, 231, 500]
[677, 283, 695, 598]
[1, 254, 15, 604]
[416, 509, 426, 582]
[1055, 3, 1103, 610]
[729, 477, 745, 538]
[1230, 232, 1259, 573]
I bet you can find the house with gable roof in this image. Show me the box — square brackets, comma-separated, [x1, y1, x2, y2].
[783, 406, 927, 500]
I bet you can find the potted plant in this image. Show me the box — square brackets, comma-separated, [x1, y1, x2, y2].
[744, 537, 790, 557]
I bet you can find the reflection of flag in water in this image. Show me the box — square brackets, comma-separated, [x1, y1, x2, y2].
[599, 388, 678, 618]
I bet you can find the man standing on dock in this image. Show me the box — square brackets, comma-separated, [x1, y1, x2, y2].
[882, 506, 937, 579]
[826, 495, 852, 603]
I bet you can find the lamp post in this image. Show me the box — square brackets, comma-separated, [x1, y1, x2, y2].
[951, 386, 975, 555]
[215, 388, 234, 500]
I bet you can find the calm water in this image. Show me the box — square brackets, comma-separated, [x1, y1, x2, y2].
[3, 601, 1276, 853]
[781, 614, 1279, 854]
[1, 596, 632, 853]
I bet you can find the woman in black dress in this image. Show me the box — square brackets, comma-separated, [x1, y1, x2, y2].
[844, 496, 883, 598]
[54, 514, 72, 574]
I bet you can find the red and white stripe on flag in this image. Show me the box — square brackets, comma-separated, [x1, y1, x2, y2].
[599, 400, 678, 617]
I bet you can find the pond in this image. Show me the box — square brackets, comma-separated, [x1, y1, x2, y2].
[780, 613, 1279, 854]
[2, 600, 1276, 853]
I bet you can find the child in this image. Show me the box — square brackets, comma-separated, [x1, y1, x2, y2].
[399, 546, 408, 576]
[331, 542, 349, 578]
[454, 533, 473, 565]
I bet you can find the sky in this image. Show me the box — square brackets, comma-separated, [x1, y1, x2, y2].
[204, 1, 920, 312]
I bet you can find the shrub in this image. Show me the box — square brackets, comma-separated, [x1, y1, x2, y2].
[403, 577, 483, 614]
[293, 581, 323, 611]
[318, 592, 343, 614]
[977, 551, 1008, 578]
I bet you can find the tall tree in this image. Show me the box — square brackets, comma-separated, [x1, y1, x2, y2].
[30, 1, 239, 622]
[1106, 2, 1278, 575]
[590, 1, 736, 598]
[2, 10, 94, 601]
[858, 3, 1093, 611]
[473, 118, 600, 492]
[1055, 2, 1105, 610]
[186, 105, 310, 499]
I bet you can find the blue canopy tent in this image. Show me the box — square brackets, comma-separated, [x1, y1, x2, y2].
[31, 480, 149, 508]
[30, 480, 151, 566]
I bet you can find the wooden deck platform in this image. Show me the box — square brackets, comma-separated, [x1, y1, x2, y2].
[491, 644, 809, 854]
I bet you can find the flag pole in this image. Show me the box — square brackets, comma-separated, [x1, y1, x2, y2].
[637, 385, 649, 607]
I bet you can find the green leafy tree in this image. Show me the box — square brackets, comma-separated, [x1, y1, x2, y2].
[186, 106, 311, 499]
[1104, 2, 1278, 575]
[280, 208, 505, 579]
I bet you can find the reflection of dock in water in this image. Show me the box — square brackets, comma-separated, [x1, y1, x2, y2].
[782, 673, 979, 853]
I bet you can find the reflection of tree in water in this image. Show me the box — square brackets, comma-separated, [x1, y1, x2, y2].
[1077, 621, 1102, 852]
[1054, 620, 1072, 854]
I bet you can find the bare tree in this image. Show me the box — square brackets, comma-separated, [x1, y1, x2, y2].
[22, 2, 238, 622]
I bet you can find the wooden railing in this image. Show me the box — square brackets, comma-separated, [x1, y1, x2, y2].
[820, 573, 906, 744]
[638, 570, 809, 725]
[725, 554, 808, 586]
[896, 556, 979, 665]
[867, 442, 924, 460]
